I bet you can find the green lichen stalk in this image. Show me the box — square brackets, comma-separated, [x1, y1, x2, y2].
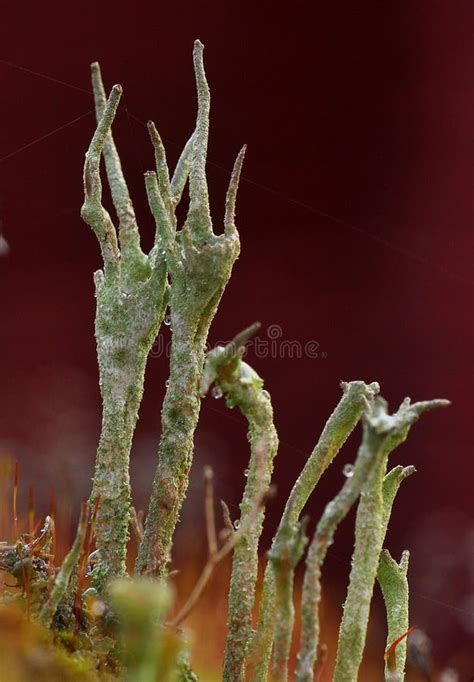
[378, 549, 410, 682]
[270, 514, 308, 682]
[333, 397, 449, 682]
[135, 40, 244, 577]
[39, 504, 87, 627]
[246, 380, 380, 681]
[295, 406, 385, 681]
[108, 577, 180, 682]
[381, 464, 416, 534]
[374, 463, 416, 682]
[81, 71, 169, 590]
[201, 324, 279, 681]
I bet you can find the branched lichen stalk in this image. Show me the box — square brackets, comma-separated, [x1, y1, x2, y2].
[377, 549, 410, 682]
[81, 68, 171, 591]
[333, 397, 449, 682]
[90, 62, 140, 253]
[246, 380, 380, 681]
[201, 324, 279, 681]
[135, 40, 245, 577]
[295, 412, 385, 681]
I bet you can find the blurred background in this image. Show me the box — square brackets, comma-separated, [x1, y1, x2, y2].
[0, 0, 473, 678]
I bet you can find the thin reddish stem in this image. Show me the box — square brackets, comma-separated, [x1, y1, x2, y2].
[28, 486, 35, 535]
[13, 462, 19, 539]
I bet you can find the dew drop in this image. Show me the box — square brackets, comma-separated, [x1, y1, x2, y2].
[343, 463, 354, 478]
[164, 314, 172, 326]
[233, 519, 240, 530]
[244, 469, 249, 478]
[165, 379, 170, 388]
[211, 385, 223, 399]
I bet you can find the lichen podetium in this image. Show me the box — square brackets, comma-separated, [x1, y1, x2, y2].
[81, 62, 195, 591]
[135, 41, 245, 578]
[333, 397, 449, 682]
[201, 324, 278, 681]
[246, 380, 380, 681]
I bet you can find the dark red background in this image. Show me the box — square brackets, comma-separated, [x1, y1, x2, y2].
[1, 0, 473, 674]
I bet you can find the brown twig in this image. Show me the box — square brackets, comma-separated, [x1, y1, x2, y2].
[130, 506, 144, 543]
[204, 466, 218, 555]
[28, 486, 35, 536]
[74, 497, 100, 623]
[220, 499, 234, 538]
[13, 462, 19, 539]
[314, 644, 328, 682]
[49, 487, 56, 560]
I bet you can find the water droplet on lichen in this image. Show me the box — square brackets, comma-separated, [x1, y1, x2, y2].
[343, 463, 354, 478]
[233, 519, 240, 530]
[211, 385, 223, 399]
[244, 469, 249, 477]
[164, 314, 171, 326]
[165, 379, 170, 388]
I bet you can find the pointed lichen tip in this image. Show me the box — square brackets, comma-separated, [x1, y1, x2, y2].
[147, 120, 159, 141]
[401, 465, 416, 478]
[245, 321, 261, 336]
